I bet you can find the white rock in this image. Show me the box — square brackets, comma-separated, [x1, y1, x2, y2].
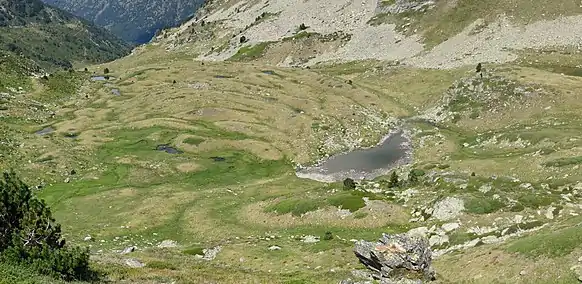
[514, 215, 524, 224]
[83, 235, 92, 241]
[432, 197, 465, 221]
[203, 246, 222, 260]
[268, 245, 282, 251]
[121, 246, 136, 254]
[464, 238, 482, 248]
[441, 223, 460, 232]
[407, 226, 429, 238]
[125, 258, 145, 268]
[302, 235, 320, 243]
[478, 184, 492, 193]
[545, 206, 555, 220]
[429, 234, 449, 247]
[481, 235, 500, 244]
[158, 240, 178, 248]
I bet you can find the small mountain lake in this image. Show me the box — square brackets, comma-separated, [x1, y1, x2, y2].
[296, 130, 412, 182]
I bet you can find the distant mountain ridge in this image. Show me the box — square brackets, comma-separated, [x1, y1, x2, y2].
[41, 0, 205, 43]
[0, 0, 130, 70]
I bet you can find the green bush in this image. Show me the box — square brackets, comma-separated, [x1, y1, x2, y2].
[388, 171, 399, 188]
[323, 231, 333, 241]
[0, 171, 95, 281]
[343, 178, 356, 190]
[465, 197, 505, 214]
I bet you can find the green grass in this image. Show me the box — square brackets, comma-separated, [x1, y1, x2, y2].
[465, 196, 505, 214]
[543, 156, 582, 167]
[266, 199, 322, 216]
[517, 194, 559, 209]
[36, 71, 84, 102]
[0, 262, 87, 284]
[182, 246, 205, 256]
[183, 137, 206, 145]
[229, 42, 274, 61]
[507, 224, 582, 257]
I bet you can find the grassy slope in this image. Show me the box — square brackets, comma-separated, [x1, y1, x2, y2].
[1, 41, 582, 283]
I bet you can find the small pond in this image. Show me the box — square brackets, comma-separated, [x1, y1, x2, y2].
[261, 70, 276, 75]
[35, 127, 55, 135]
[156, 144, 182, 154]
[296, 130, 412, 182]
[91, 76, 106, 81]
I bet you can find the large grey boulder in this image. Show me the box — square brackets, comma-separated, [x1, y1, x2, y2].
[352, 233, 435, 283]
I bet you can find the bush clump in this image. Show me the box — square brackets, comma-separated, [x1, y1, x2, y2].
[0, 171, 96, 281]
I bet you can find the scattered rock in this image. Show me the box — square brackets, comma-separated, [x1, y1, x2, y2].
[350, 269, 374, 280]
[268, 245, 282, 251]
[545, 206, 555, 220]
[203, 246, 221, 260]
[441, 223, 460, 232]
[407, 227, 429, 238]
[121, 246, 136, 254]
[481, 235, 500, 244]
[302, 235, 320, 243]
[478, 184, 492, 193]
[158, 240, 178, 248]
[464, 238, 483, 248]
[380, 0, 436, 15]
[429, 234, 449, 247]
[432, 197, 465, 221]
[352, 233, 435, 283]
[125, 258, 145, 268]
[514, 215, 524, 224]
[570, 265, 582, 282]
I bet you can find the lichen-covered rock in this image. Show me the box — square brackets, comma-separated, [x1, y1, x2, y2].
[432, 197, 465, 221]
[352, 233, 435, 283]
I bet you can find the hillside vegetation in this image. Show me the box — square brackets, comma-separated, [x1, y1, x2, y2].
[0, 0, 130, 70]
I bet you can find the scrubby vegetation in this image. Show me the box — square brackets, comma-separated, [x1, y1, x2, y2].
[0, 171, 95, 281]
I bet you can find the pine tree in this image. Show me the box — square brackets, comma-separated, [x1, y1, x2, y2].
[388, 171, 399, 188]
[0, 171, 94, 281]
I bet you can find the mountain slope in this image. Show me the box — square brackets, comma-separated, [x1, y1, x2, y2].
[153, 0, 582, 69]
[42, 0, 205, 43]
[0, 0, 130, 70]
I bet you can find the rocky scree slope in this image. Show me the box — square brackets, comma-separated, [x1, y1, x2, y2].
[42, 0, 205, 43]
[0, 0, 130, 70]
[153, 0, 582, 69]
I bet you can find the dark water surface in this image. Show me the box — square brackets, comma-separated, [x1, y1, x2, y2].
[296, 130, 412, 182]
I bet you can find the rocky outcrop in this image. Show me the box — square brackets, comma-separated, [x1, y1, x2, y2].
[343, 233, 435, 283]
[376, 0, 437, 15]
